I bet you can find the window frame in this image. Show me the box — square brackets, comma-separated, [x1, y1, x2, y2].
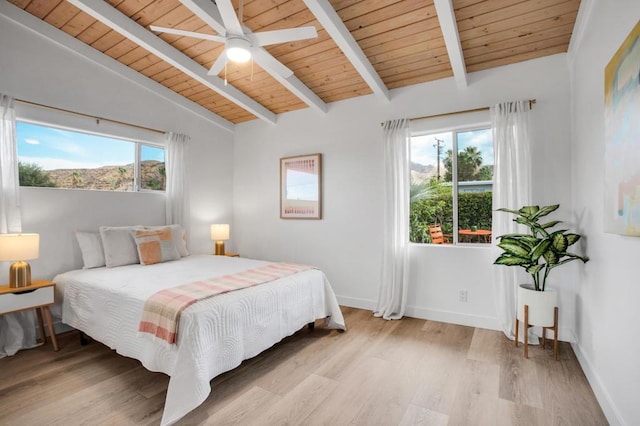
[410, 122, 493, 247]
[16, 117, 166, 193]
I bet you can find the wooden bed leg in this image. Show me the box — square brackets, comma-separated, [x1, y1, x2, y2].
[524, 304, 529, 359]
[307, 322, 315, 331]
[80, 331, 91, 346]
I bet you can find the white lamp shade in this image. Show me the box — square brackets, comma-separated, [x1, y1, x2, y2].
[210, 224, 230, 241]
[226, 38, 251, 63]
[0, 233, 40, 261]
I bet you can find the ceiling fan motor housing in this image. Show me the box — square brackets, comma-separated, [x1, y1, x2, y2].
[226, 37, 252, 63]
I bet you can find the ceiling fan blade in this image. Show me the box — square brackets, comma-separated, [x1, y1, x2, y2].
[207, 53, 227, 76]
[149, 25, 225, 43]
[253, 48, 294, 79]
[252, 26, 318, 47]
[216, 0, 244, 35]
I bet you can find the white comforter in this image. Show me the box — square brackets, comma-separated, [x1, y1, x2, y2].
[53, 255, 345, 425]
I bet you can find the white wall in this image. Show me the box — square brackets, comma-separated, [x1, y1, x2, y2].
[234, 54, 573, 332]
[0, 12, 234, 280]
[569, 1, 640, 424]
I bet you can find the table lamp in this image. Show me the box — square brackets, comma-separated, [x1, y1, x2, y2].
[210, 224, 229, 255]
[0, 233, 40, 288]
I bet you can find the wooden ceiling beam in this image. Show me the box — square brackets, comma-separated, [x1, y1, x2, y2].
[178, 0, 226, 36]
[303, 0, 390, 101]
[67, 0, 277, 124]
[433, 0, 467, 87]
[0, 0, 234, 133]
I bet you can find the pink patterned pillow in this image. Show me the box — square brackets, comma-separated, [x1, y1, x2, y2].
[133, 227, 180, 266]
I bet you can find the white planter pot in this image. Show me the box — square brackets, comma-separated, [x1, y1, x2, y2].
[516, 284, 557, 327]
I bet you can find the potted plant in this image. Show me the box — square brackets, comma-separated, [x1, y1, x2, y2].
[494, 204, 589, 356]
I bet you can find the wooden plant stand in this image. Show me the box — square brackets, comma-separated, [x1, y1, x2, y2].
[514, 305, 559, 360]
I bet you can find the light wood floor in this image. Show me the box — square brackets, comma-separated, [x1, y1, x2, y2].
[0, 307, 607, 425]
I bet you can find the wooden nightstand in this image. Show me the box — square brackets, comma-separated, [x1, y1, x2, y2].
[0, 280, 59, 351]
[224, 253, 239, 257]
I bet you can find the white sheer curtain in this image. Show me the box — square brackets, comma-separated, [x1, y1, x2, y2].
[0, 93, 37, 358]
[374, 119, 411, 320]
[491, 100, 533, 341]
[165, 132, 190, 241]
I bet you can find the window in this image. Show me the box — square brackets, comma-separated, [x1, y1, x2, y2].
[16, 121, 165, 191]
[140, 144, 166, 191]
[410, 127, 493, 245]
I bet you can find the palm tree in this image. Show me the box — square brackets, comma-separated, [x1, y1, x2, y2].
[463, 146, 483, 170]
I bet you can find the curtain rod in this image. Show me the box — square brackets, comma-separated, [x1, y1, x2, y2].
[381, 99, 536, 126]
[15, 98, 165, 135]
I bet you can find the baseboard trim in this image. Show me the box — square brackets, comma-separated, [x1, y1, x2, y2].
[405, 305, 501, 331]
[572, 341, 625, 426]
[335, 295, 502, 331]
[336, 295, 377, 311]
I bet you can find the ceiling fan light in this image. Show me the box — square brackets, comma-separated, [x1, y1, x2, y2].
[226, 38, 251, 63]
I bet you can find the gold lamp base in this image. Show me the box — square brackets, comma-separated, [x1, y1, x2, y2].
[9, 260, 32, 288]
[214, 241, 226, 256]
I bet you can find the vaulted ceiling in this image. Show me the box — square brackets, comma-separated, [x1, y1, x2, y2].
[4, 0, 581, 129]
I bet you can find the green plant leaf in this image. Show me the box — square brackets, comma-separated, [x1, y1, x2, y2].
[552, 233, 568, 252]
[565, 234, 581, 246]
[530, 239, 552, 261]
[543, 250, 559, 265]
[496, 208, 521, 215]
[526, 264, 544, 275]
[541, 220, 562, 229]
[497, 240, 530, 257]
[515, 217, 533, 227]
[531, 204, 560, 219]
[519, 206, 540, 217]
[494, 254, 530, 266]
[546, 254, 589, 270]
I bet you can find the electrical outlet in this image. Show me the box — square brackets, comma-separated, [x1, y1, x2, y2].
[459, 290, 468, 303]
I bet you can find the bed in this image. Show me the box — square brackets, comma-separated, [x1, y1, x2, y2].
[52, 254, 346, 425]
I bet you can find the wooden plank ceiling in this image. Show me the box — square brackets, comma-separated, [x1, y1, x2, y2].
[7, 0, 581, 125]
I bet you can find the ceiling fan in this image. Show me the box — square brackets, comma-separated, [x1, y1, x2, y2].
[150, 0, 318, 78]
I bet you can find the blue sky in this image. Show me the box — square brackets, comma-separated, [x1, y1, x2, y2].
[411, 128, 493, 168]
[17, 122, 164, 170]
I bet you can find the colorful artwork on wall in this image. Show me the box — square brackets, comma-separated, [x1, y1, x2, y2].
[604, 20, 640, 236]
[280, 153, 322, 219]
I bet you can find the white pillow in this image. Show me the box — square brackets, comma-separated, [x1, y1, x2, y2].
[75, 231, 105, 269]
[100, 226, 142, 268]
[145, 224, 189, 257]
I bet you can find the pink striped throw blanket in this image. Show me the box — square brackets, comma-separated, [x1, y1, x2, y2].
[138, 262, 316, 344]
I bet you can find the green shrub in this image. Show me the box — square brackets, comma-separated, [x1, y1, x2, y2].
[18, 162, 57, 188]
[410, 191, 492, 243]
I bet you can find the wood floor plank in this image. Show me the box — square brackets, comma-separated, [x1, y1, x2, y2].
[447, 359, 501, 425]
[497, 398, 547, 426]
[398, 404, 449, 426]
[467, 326, 510, 364]
[199, 386, 281, 425]
[252, 374, 337, 425]
[303, 356, 392, 425]
[0, 308, 607, 425]
[499, 347, 545, 409]
[448, 394, 499, 426]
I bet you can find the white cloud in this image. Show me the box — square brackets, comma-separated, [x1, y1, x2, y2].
[52, 140, 88, 156]
[24, 139, 40, 145]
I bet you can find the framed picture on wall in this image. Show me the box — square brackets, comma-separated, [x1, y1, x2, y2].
[280, 153, 322, 219]
[604, 20, 640, 236]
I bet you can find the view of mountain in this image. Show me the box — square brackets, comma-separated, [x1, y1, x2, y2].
[410, 162, 438, 184]
[41, 160, 165, 191]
